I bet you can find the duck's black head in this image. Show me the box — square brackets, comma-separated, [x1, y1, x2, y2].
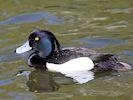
[15, 29, 62, 59]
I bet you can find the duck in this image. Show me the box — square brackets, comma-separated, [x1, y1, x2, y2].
[15, 29, 132, 72]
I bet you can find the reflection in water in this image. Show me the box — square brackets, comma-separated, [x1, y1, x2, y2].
[16, 69, 95, 92]
[61, 71, 94, 84]
[16, 70, 59, 93]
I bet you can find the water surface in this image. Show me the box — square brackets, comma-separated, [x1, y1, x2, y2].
[0, 0, 133, 100]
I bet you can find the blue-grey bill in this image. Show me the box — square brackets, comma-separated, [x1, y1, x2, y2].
[15, 41, 32, 54]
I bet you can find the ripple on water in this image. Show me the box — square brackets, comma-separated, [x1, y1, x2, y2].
[80, 38, 128, 48]
[122, 50, 133, 64]
[0, 79, 13, 86]
[0, 12, 64, 25]
[123, 51, 133, 57]
[105, 7, 133, 14]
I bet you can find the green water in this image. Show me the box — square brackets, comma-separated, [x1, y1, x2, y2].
[0, 0, 133, 99]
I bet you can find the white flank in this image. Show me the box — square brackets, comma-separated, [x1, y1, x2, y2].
[16, 41, 32, 54]
[47, 57, 94, 72]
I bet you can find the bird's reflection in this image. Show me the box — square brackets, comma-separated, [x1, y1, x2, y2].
[16, 70, 59, 93]
[16, 69, 95, 92]
[61, 71, 94, 84]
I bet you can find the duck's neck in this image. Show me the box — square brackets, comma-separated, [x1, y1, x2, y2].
[28, 53, 47, 69]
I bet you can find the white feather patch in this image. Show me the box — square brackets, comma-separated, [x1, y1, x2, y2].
[47, 57, 94, 72]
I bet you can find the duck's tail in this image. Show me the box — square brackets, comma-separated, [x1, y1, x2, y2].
[92, 54, 132, 72]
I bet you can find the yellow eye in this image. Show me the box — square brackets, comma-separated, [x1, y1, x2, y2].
[35, 37, 40, 41]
